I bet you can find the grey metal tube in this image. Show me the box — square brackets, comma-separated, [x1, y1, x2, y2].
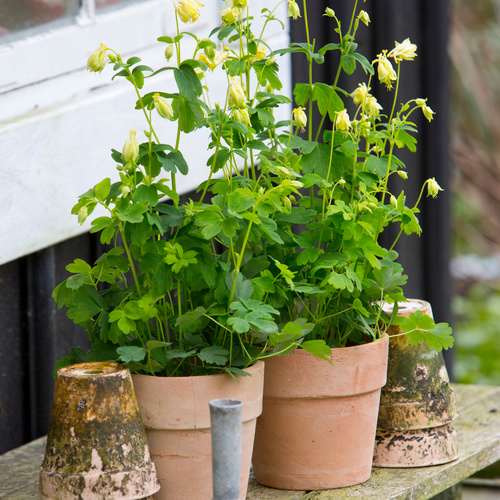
[210, 399, 243, 500]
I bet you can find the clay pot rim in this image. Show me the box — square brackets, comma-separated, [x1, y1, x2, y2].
[291, 334, 389, 357]
[58, 361, 127, 379]
[132, 359, 264, 382]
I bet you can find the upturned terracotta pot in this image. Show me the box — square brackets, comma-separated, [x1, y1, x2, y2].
[39, 362, 160, 500]
[373, 299, 459, 467]
[132, 360, 264, 500]
[252, 338, 389, 490]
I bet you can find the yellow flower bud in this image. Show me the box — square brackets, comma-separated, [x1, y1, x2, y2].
[220, 7, 239, 25]
[78, 205, 88, 225]
[397, 171, 408, 180]
[153, 93, 175, 120]
[204, 44, 216, 61]
[292, 106, 307, 131]
[232, 0, 247, 9]
[336, 109, 351, 132]
[174, 0, 203, 24]
[373, 51, 397, 89]
[390, 195, 398, 209]
[338, 178, 346, 185]
[165, 44, 175, 61]
[287, 0, 301, 20]
[121, 185, 131, 197]
[87, 43, 108, 73]
[228, 77, 246, 108]
[389, 38, 417, 63]
[426, 177, 444, 198]
[122, 130, 139, 164]
[324, 7, 335, 17]
[358, 10, 370, 26]
[232, 107, 251, 126]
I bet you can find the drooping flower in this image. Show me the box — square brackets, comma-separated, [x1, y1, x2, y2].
[336, 109, 351, 132]
[153, 94, 175, 120]
[358, 10, 370, 26]
[220, 6, 239, 25]
[173, 0, 203, 24]
[122, 130, 139, 164]
[416, 98, 435, 122]
[252, 43, 268, 62]
[366, 95, 383, 116]
[198, 48, 228, 71]
[373, 51, 397, 89]
[389, 38, 417, 63]
[287, 0, 301, 20]
[426, 177, 444, 198]
[232, 0, 247, 9]
[351, 83, 370, 105]
[292, 106, 307, 131]
[324, 7, 335, 17]
[228, 78, 246, 108]
[87, 43, 108, 73]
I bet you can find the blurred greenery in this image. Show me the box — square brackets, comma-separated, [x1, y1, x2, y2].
[451, 0, 500, 384]
[454, 283, 500, 385]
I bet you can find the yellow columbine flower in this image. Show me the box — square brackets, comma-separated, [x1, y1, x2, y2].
[173, 0, 203, 24]
[228, 78, 246, 108]
[287, 0, 301, 19]
[358, 10, 370, 26]
[426, 177, 444, 198]
[220, 6, 239, 25]
[199, 49, 228, 71]
[351, 83, 370, 105]
[232, 107, 251, 126]
[122, 130, 139, 164]
[87, 43, 108, 73]
[153, 93, 175, 120]
[232, 0, 247, 9]
[416, 98, 435, 122]
[373, 51, 397, 89]
[366, 95, 382, 117]
[389, 38, 417, 62]
[336, 109, 351, 132]
[253, 43, 267, 62]
[292, 106, 307, 131]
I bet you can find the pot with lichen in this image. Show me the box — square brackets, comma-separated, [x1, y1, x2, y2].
[39, 362, 160, 500]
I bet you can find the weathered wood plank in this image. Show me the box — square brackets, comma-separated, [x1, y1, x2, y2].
[1, 385, 500, 500]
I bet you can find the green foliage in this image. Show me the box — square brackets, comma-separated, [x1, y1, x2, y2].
[54, 1, 448, 377]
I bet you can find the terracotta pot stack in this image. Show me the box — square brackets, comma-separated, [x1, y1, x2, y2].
[373, 299, 459, 467]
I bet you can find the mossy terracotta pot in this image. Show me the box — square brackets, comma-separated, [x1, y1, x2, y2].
[39, 362, 160, 500]
[131, 360, 264, 500]
[252, 337, 389, 490]
[373, 299, 459, 467]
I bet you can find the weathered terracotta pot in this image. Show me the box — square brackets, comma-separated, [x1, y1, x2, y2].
[39, 362, 160, 500]
[252, 338, 389, 490]
[373, 299, 459, 467]
[132, 360, 264, 500]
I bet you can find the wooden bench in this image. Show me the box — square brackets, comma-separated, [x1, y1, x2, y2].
[2, 384, 500, 500]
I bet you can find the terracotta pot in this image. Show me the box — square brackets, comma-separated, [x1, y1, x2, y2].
[373, 299, 459, 467]
[252, 338, 389, 490]
[39, 362, 160, 500]
[132, 361, 264, 500]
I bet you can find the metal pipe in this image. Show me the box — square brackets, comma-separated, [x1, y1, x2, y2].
[210, 399, 243, 500]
